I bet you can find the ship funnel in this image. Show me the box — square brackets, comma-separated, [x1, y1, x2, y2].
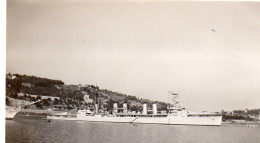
[142, 103, 147, 115]
[123, 103, 128, 113]
[95, 104, 98, 114]
[113, 103, 118, 113]
[152, 103, 157, 115]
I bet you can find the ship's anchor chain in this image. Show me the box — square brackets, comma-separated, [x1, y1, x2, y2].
[131, 116, 139, 123]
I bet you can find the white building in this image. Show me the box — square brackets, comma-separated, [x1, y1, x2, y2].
[17, 92, 60, 101]
[6, 74, 16, 80]
[83, 95, 93, 104]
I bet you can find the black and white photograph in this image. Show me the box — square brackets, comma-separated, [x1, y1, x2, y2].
[2, 0, 260, 143]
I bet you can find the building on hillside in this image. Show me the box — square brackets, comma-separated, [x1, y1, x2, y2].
[6, 74, 16, 80]
[18, 92, 25, 97]
[81, 91, 88, 95]
[54, 85, 61, 89]
[21, 82, 33, 88]
[52, 105, 66, 110]
[83, 95, 93, 104]
[41, 96, 60, 101]
[17, 93, 60, 101]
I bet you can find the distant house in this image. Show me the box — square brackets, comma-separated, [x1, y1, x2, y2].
[81, 91, 88, 95]
[17, 92, 24, 97]
[41, 96, 60, 101]
[21, 82, 33, 88]
[6, 74, 16, 80]
[54, 85, 61, 89]
[83, 95, 93, 104]
[17, 93, 60, 101]
[226, 111, 232, 116]
[232, 111, 244, 116]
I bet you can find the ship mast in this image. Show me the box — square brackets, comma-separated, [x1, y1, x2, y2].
[94, 85, 99, 114]
[168, 91, 179, 108]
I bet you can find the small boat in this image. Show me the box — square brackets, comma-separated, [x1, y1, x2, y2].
[6, 106, 21, 120]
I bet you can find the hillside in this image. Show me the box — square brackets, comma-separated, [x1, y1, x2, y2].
[6, 73, 169, 112]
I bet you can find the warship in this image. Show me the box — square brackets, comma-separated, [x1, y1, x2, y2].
[47, 92, 222, 126]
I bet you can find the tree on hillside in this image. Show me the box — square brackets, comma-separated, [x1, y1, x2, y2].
[43, 99, 50, 106]
[35, 102, 43, 109]
[106, 99, 115, 111]
[9, 93, 17, 99]
[10, 78, 22, 93]
[127, 95, 137, 100]
[36, 95, 41, 101]
[130, 105, 138, 112]
[124, 98, 128, 103]
[127, 103, 130, 110]
[31, 97, 37, 102]
[6, 98, 10, 106]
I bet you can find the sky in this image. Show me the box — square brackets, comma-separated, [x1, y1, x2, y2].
[6, 0, 260, 112]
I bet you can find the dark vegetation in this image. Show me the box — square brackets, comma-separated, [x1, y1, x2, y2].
[6, 73, 259, 121]
[6, 73, 169, 112]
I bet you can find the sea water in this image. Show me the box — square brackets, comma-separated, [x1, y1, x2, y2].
[6, 116, 260, 143]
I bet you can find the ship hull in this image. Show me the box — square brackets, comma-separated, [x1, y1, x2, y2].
[47, 115, 222, 126]
[6, 106, 20, 120]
